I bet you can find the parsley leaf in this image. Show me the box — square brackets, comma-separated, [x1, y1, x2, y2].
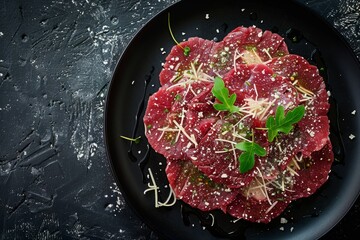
[235, 141, 266, 173]
[212, 76, 239, 113]
[266, 105, 305, 142]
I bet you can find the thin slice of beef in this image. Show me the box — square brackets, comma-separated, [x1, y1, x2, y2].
[267, 54, 330, 157]
[226, 192, 290, 223]
[267, 54, 325, 94]
[144, 80, 218, 160]
[256, 29, 288, 60]
[166, 159, 237, 212]
[224, 64, 300, 122]
[287, 140, 334, 200]
[160, 38, 215, 86]
[209, 27, 289, 76]
[266, 127, 304, 171]
[143, 84, 189, 160]
[160, 27, 290, 86]
[186, 118, 256, 188]
[225, 141, 333, 223]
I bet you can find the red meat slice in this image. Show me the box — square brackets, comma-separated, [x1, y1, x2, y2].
[267, 55, 330, 157]
[186, 119, 256, 188]
[166, 159, 237, 212]
[159, 38, 215, 85]
[226, 141, 333, 223]
[266, 127, 304, 171]
[257, 29, 289, 59]
[224, 64, 300, 122]
[287, 140, 334, 200]
[226, 193, 290, 223]
[143, 84, 189, 160]
[160, 27, 289, 86]
[144, 81, 217, 160]
[267, 54, 325, 93]
[298, 115, 330, 157]
[210, 27, 289, 76]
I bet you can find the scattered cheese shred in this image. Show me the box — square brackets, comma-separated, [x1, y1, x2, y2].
[144, 168, 177, 208]
[173, 120, 198, 146]
[265, 201, 278, 214]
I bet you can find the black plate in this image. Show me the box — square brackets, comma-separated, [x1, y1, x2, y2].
[105, 0, 360, 239]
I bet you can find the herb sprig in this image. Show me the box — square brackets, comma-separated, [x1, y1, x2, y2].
[266, 105, 305, 142]
[235, 131, 266, 173]
[212, 77, 239, 113]
[168, 13, 191, 56]
[120, 135, 141, 144]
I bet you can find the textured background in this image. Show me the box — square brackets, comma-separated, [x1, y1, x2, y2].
[0, 0, 359, 239]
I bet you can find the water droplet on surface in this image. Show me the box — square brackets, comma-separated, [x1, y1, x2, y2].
[21, 34, 29, 42]
[19, 58, 27, 66]
[105, 203, 114, 211]
[110, 16, 119, 25]
[40, 19, 48, 26]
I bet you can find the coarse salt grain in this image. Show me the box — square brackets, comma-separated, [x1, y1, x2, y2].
[349, 134, 356, 140]
[280, 217, 288, 224]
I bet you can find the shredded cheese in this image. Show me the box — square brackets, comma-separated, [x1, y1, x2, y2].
[265, 201, 278, 214]
[173, 120, 198, 146]
[256, 167, 272, 205]
[144, 168, 177, 208]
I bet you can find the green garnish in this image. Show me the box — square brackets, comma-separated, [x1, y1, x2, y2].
[235, 141, 266, 173]
[168, 13, 191, 56]
[120, 135, 141, 144]
[245, 45, 257, 51]
[211, 76, 239, 113]
[266, 105, 305, 142]
[174, 93, 182, 101]
[183, 46, 191, 56]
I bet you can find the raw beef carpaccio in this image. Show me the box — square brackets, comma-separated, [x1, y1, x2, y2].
[143, 26, 333, 223]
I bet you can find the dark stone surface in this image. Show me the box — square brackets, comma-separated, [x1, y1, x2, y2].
[0, 0, 358, 239]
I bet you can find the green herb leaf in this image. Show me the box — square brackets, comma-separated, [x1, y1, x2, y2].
[183, 46, 191, 56]
[235, 141, 266, 173]
[212, 76, 239, 113]
[266, 105, 305, 142]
